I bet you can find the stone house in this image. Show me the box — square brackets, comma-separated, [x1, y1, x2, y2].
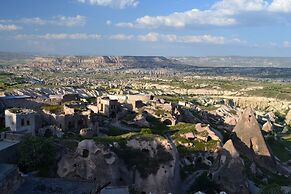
[96, 97, 119, 118]
[106, 94, 153, 111]
[49, 93, 80, 104]
[5, 108, 37, 134]
[43, 105, 98, 133]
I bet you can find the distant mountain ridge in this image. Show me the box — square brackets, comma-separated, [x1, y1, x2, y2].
[1, 51, 291, 68]
[28, 56, 181, 69]
[171, 56, 291, 68]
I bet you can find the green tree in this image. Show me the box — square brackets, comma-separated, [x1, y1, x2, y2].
[17, 136, 56, 176]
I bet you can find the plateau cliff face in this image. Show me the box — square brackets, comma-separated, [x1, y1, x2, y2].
[29, 56, 179, 70]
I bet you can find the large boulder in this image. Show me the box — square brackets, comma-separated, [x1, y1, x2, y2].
[262, 120, 273, 133]
[195, 123, 222, 142]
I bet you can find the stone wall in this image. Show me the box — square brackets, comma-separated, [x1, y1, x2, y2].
[0, 164, 23, 194]
[0, 141, 19, 164]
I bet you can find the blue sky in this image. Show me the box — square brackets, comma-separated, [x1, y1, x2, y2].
[0, 0, 291, 56]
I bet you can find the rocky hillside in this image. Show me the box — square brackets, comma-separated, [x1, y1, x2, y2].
[28, 56, 182, 70]
[57, 136, 179, 194]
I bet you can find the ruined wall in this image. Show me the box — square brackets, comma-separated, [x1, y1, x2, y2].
[5, 110, 36, 133]
[0, 142, 19, 164]
[0, 164, 22, 194]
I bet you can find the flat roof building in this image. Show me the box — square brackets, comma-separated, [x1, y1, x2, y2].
[96, 97, 119, 118]
[5, 108, 37, 134]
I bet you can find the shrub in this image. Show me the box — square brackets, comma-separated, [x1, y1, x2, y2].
[141, 128, 152, 135]
[191, 172, 218, 194]
[258, 184, 282, 194]
[43, 105, 63, 114]
[17, 136, 56, 176]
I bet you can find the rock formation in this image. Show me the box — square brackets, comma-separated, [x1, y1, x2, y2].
[232, 107, 276, 171]
[286, 109, 291, 125]
[262, 120, 273, 133]
[133, 113, 150, 128]
[57, 138, 178, 194]
[210, 140, 249, 194]
[195, 123, 222, 142]
[57, 140, 128, 186]
[231, 97, 290, 113]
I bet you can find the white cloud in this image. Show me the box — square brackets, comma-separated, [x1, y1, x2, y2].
[283, 41, 291, 48]
[106, 20, 112, 25]
[109, 32, 241, 45]
[0, 15, 86, 27]
[115, 22, 134, 28]
[109, 34, 134, 40]
[77, 0, 139, 9]
[0, 24, 19, 31]
[116, 0, 291, 28]
[51, 15, 86, 27]
[211, 0, 268, 12]
[14, 32, 241, 45]
[268, 0, 291, 12]
[137, 32, 160, 42]
[137, 33, 226, 44]
[15, 33, 101, 40]
[117, 9, 236, 28]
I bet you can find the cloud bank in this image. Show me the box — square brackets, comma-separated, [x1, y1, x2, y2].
[77, 0, 139, 9]
[116, 0, 291, 28]
[0, 15, 86, 27]
[0, 24, 19, 31]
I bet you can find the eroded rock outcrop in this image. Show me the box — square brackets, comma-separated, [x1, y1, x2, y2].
[133, 113, 150, 127]
[262, 120, 273, 133]
[195, 123, 223, 142]
[232, 107, 276, 171]
[210, 140, 249, 194]
[57, 137, 178, 194]
[231, 97, 290, 113]
[286, 109, 291, 125]
[57, 140, 127, 186]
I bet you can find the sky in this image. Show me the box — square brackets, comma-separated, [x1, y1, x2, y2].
[0, 0, 291, 56]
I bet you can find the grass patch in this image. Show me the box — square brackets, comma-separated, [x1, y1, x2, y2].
[177, 140, 218, 155]
[146, 116, 169, 135]
[106, 127, 129, 136]
[247, 83, 291, 101]
[42, 105, 63, 114]
[170, 122, 196, 134]
[266, 135, 291, 162]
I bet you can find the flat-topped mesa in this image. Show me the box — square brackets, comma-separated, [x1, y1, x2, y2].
[232, 107, 276, 171]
